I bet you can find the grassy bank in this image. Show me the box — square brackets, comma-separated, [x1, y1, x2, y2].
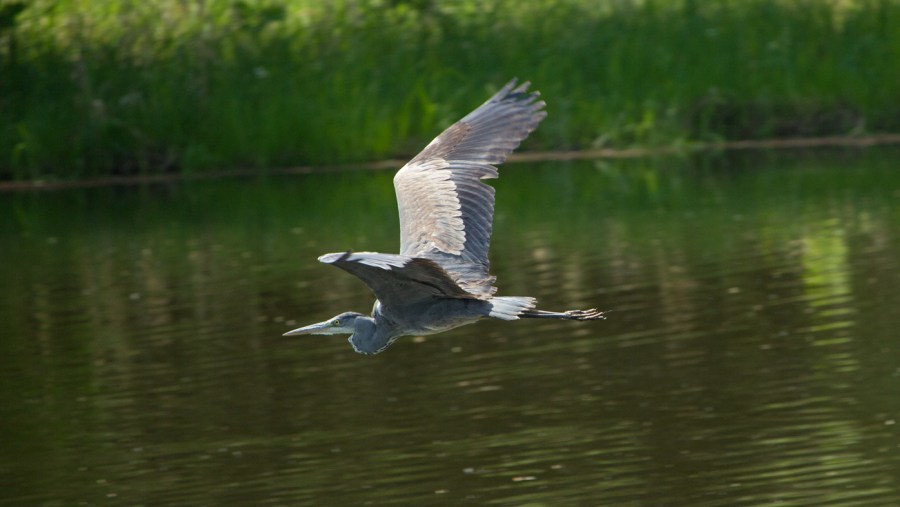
[2, 0, 899, 181]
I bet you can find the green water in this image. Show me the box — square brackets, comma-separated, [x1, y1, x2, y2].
[1, 149, 899, 505]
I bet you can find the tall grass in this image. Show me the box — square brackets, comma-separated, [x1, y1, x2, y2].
[2, 0, 899, 180]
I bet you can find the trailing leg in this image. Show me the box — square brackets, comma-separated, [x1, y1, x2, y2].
[521, 308, 605, 320]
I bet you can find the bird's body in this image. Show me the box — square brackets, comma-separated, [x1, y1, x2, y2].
[285, 80, 604, 355]
[346, 296, 491, 355]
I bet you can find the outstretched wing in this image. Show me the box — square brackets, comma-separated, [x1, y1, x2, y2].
[319, 251, 473, 309]
[393, 79, 546, 297]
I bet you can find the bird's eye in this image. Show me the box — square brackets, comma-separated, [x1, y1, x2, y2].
[331, 319, 341, 327]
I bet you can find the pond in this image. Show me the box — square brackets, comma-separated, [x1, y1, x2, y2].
[1, 148, 899, 506]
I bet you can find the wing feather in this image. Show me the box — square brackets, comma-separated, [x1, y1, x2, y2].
[393, 79, 546, 297]
[319, 251, 472, 309]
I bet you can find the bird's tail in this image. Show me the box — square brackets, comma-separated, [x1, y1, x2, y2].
[487, 296, 537, 320]
[520, 307, 606, 321]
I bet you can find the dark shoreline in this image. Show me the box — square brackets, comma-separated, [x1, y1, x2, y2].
[3, 134, 898, 193]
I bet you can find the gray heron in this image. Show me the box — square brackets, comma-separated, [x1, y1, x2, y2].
[284, 79, 604, 355]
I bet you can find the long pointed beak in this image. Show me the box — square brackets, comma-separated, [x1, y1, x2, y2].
[283, 321, 333, 336]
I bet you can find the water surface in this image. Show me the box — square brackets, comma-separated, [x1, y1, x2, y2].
[2, 149, 899, 506]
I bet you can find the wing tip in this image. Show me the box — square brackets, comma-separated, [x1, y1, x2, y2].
[318, 251, 351, 264]
[498, 77, 543, 105]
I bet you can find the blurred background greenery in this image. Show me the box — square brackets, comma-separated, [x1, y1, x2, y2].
[2, 0, 899, 181]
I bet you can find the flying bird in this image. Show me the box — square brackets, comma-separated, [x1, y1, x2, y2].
[284, 79, 604, 354]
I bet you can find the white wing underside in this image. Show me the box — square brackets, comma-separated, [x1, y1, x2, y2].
[393, 79, 546, 297]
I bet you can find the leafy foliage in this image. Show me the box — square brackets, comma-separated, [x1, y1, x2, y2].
[2, 0, 899, 180]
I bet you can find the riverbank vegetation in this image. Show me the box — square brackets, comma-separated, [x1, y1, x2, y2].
[2, 0, 899, 181]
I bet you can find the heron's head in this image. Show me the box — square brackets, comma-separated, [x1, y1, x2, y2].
[284, 311, 387, 355]
[283, 311, 368, 337]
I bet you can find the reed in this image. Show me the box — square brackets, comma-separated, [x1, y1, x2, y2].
[2, 0, 899, 180]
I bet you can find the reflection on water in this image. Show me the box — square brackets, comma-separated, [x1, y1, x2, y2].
[1, 149, 899, 506]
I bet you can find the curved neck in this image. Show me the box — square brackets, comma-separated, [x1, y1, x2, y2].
[348, 315, 393, 355]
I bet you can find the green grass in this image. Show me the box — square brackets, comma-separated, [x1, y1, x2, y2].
[2, 0, 899, 180]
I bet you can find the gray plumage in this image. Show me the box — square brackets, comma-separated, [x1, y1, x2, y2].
[285, 79, 604, 355]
